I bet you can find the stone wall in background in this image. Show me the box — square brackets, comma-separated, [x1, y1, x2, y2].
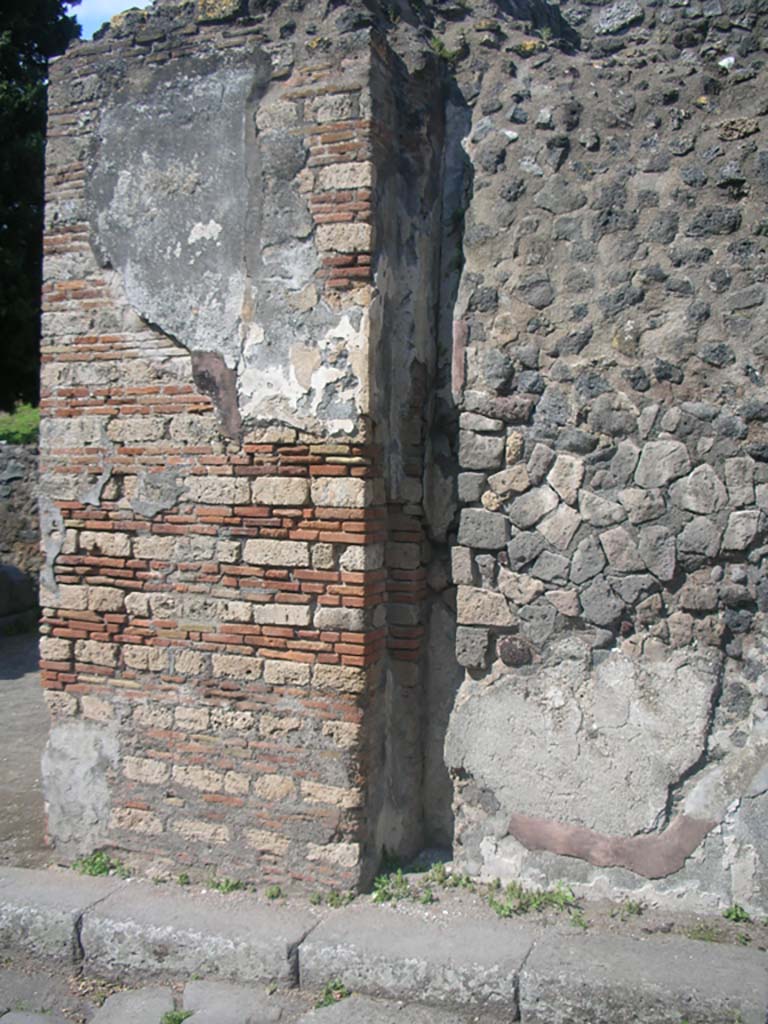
[0, 444, 39, 631]
[41, 0, 768, 911]
[0, 444, 39, 579]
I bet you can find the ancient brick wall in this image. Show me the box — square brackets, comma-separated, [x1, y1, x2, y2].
[41, 0, 768, 912]
[39, 0, 442, 887]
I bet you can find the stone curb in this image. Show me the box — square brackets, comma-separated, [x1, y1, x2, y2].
[1, 868, 767, 1022]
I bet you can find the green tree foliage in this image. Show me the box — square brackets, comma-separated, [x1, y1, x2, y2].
[0, 0, 80, 411]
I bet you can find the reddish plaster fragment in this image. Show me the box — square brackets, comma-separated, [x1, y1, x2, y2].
[507, 812, 717, 879]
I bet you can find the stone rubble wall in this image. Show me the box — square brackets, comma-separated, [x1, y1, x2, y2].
[441, 0, 768, 913]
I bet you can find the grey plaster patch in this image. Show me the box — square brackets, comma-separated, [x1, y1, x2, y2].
[88, 55, 267, 368]
[41, 720, 119, 861]
[445, 640, 720, 837]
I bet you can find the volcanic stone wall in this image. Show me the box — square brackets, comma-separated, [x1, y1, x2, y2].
[441, 0, 768, 913]
[41, 0, 768, 911]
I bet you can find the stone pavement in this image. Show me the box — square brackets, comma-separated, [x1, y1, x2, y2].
[1, 866, 766, 1024]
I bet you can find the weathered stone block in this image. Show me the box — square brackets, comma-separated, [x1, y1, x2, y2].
[243, 539, 310, 567]
[251, 476, 310, 506]
[508, 486, 559, 529]
[458, 431, 505, 470]
[457, 509, 509, 550]
[456, 586, 514, 627]
[634, 441, 691, 489]
[455, 626, 490, 668]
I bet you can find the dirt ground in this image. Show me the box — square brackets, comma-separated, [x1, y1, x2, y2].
[0, 632, 49, 869]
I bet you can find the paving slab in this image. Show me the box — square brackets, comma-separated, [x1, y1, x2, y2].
[299, 905, 535, 1011]
[296, 994, 504, 1023]
[0, 867, 126, 962]
[519, 930, 768, 1024]
[182, 979, 282, 1023]
[80, 881, 316, 986]
[90, 985, 174, 1024]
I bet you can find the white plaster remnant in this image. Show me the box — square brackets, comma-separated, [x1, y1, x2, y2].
[187, 219, 223, 246]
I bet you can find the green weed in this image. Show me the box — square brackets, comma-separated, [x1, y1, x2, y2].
[315, 979, 350, 1009]
[266, 885, 282, 900]
[327, 889, 355, 908]
[209, 877, 245, 894]
[160, 1012, 192, 1024]
[177, 873, 190, 886]
[487, 880, 576, 918]
[419, 887, 436, 905]
[724, 904, 751, 924]
[73, 851, 129, 878]
[372, 868, 411, 903]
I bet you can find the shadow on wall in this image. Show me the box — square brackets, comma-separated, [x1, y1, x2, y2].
[422, 77, 474, 848]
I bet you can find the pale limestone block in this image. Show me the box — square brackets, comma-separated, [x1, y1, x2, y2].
[312, 543, 336, 569]
[209, 708, 256, 732]
[224, 771, 250, 795]
[123, 646, 167, 672]
[44, 690, 78, 717]
[215, 540, 241, 563]
[322, 720, 361, 747]
[252, 603, 312, 627]
[243, 539, 310, 567]
[339, 543, 384, 570]
[175, 706, 210, 731]
[251, 476, 310, 506]
[87, 586, 125, 613]
[317, 162, 373, 191]
[58, 585, 88, 611]
[259, 714, 301, 735]
[316, 222, 373, 253]
[312, 663, 367, 694]
[253, 774, 295, 801]
[133, 535, 175, 560]
[75, 640, 117, 667]
[306, 842, 360, 867]
[308, 92, 358, 122]
[174, 650, 207, 676]
[172, 819, 229, 844]
[133, 703, 174, 729]
[80, 531, 132, 557]
[212, 653, 263, 679]
[80, 695, 114, 721]
[125, 592, 151, 617]
[172, 765, 223, 793]
[123, 756, 169, 785]
[106, 415, 167, 443]
[39, 637, 72, 662]
[185, 476, 250, 505]
[310, 476, 383, 508]
[302, 781, 362, 808]
[110, 807, 163, 834]
[245, 829, 290, 856]
[263, 659, 311, 686]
